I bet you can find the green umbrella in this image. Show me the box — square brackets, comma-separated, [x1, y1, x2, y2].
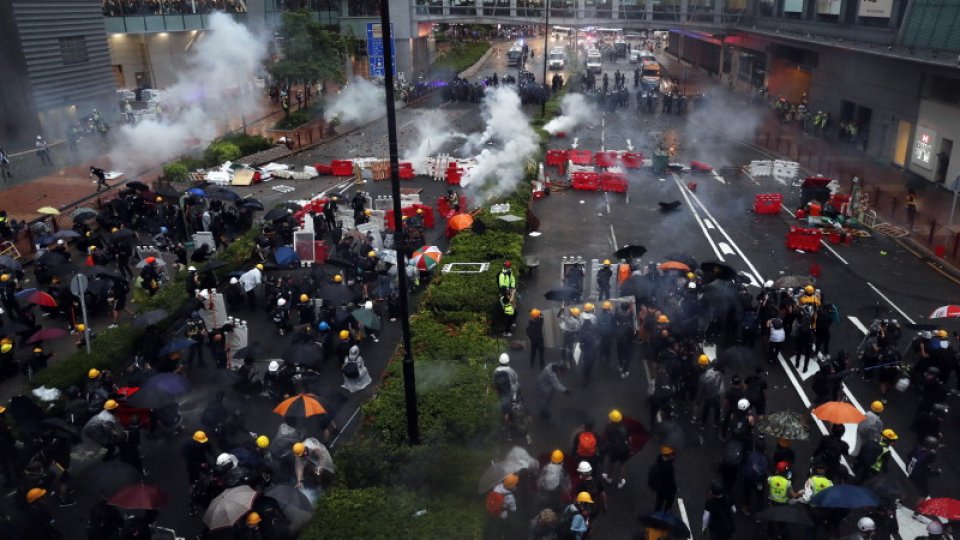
[351, 308, 382, 332]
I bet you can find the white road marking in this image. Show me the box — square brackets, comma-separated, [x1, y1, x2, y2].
[781, 206, 795, 218]
[677, 498, 692, 536]
[571, 137, 579, 149]
[820, 240, 850, 265]
[330, 405, 362, 448]
[604, 192, 611, 215]
[847, 316, 869, 335]
[600, 116, 606, 152]
[609, 223, 618, 250]
[743, 169, 760, 185]
[703, 219, 715, 230]
[866, 282, 917, 324]
[718, 242, 735, 256]
[739, 271, 760, 288]
[626, 138, 634, 151]
[673, 175, 725, 261]
[712, 171, 726, 184]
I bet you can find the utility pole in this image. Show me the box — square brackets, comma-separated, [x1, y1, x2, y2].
[378, 0, 420, 445]
[541, 0, 551, 117]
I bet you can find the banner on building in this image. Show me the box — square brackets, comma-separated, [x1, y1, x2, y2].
[913, 127, 937, 170]
[784, 0, 804, 13]
[816, 0, 841, 14]
[858, 0, 892, 18]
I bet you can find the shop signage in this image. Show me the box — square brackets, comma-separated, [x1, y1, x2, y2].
[858, 0, 893, 17]
[784, 0, 804, 13]
[914, 127, 937, 169]
[816, 0, 841, 14]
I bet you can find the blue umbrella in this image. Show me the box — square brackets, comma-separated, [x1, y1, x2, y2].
[142, 373, 191, 396]
[187, 188, 206, 197]
[638, 512, 690, 538]
[810, 484, 880, 509]
[37, 235, 54, 246]
[15, 288, 38, 300]
[274, 246, 300, 267]
[157, 338, 195, 357]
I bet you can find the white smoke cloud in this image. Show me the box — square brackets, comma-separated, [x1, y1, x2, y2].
[462, 87, 539, 203]
[403, 110, 463, 172]
[109, 13, 269, 170]
[323, 77, 387, 125]
[543, 93, 598, 135]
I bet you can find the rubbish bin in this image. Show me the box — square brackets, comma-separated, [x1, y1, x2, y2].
[653, 150, 669, 175]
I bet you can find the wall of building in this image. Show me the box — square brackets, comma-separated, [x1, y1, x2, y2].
[909, 99, 960, 185]
[0, 0, 39, 144]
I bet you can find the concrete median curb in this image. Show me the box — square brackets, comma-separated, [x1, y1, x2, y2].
[457, 47, 495, 79]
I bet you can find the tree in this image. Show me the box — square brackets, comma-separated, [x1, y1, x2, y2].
[269, 11, 345, 91]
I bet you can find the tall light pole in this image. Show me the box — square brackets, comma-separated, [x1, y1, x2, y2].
[379, 0, 420, 445]
[541, 0, 551, 117]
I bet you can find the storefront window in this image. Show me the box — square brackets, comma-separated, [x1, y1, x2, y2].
[415, 0, 443, 15]
[652, 0, 680, 21]
[687, 0, 713, 21]
[620, 0, 644, 20]
[518, 0, 544, 18]
[450, 0, 475, 16]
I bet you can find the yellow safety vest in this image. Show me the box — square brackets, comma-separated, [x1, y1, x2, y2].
[502, 300, 515, 316]
[768, 475, 790, 503]
[872, 445, 890, 472]
[498, 272, 516, 289]
[810, 475, 833, 495]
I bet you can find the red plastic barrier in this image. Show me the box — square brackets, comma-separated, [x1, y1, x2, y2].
[546, 149, 570, 167]
[330, 160, 354, 176]
[555, 132, 567, 138]
[413, 204, 435, 228]
[398, 162, 414, 180]
[446, 167, 462, 186]
[599, 172, 628, 193]
[621, 152, 643, 169]
[754, 193, 782, 215]
[595, 151, 619, 168]
[315, 163, 333, 175]
[436, 195, 469, 218]
[569, 150, 593, 166]
[571, 171, 600, 191]
[690, 161, 713, 172]
[315, 241, 329, 264]
[785, 227, 822, 253]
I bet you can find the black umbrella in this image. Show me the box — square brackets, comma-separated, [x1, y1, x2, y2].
[717, 345, 759, 375]
[109, 229, 138, 242]
[653, 420, 686, 449]
[700, 262, 738, 282]
[53, 230, 81, 240]
[205, 369, 242, 385]
[663, 253, 698, 270]
[282, 343, 324, 367]
[125, 387, 176, 409]
[544, 286, 579, 302]
[263, 208, 291, 221]
[614, 245, 647, 260]
[200, 260, 227, 273]
[87, 279, 111, 296]
[50, 263, 82, 277]
[79, 461, 142, 497]
[0, 255, 22, 271]
[240, 199, 264, 211]
[637, 512, 690, 538]
[40, 417, 82, 443]
[0, 322, 31, 337]
[90, 267, 126, 281]
[152, 186, 180, 199]
[7, 395, 45, 436]
[207, 188, 241, 202]
[232, 343, 260, 361]
[757, 505, 814, 527]
[36, 252, 66, 267]
[319, 284, 355, 305]
[620, 275, 656, 300]
[133, 309, 169, 328]
[862, 474, 912, 505]
[126, 181, 150, 191]
[773, 275, 816, 289]
[658, 201, 682, 212]
[73, 210, 98, 224]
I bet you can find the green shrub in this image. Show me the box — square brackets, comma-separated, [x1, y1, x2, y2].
[432, 42, 492, 74]
[218, 133, 275, 156]
[409, 311, 498, 365]
[204, 141, 242, 165]
[162, 162, 190, 183]
[274, 107, 318, 130]
[33, 324, 142, 389]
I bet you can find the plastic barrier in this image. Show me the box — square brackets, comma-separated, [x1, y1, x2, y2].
[330, 160, 354, 177]
[599, 172, 628, 193]
[446, 164, 462, 186]
[398, 162, 414, 180]
[595, 151, 619, 168]
[690, 161, 713, 172]
[786, 227, 822, 253]
[569, 150, 593, 166]
[314, 241, 329, 264]
[571, 171, 600, 191]
[546, 149, 569, 167]
[754, 193, 782, 215]
[621, 152, 643, 169]
[412, 204, 435, 228]
[315, 163, 333, 175]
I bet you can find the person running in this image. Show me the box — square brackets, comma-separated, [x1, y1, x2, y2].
[90, 166, 110, 192]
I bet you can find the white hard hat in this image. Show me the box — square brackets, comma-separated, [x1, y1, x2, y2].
[36, 135, 42, 140]
[364, 300, 373, 310]
[216, 453, 237, 468]
[576, 461, 592, 474]
[188, 266, 197, 272]
[857, 517, 875, 532]
[277, 298, 286, 307]
[268, 360, 280, 372]
[764, 280, 774, 288]
[687, 281, 697, 289]
[927, 521, 943, 535]
[737, 398, 750, 411]
[56, 239, 65, 245]
[498, 353, 510, 365]
[229, 277, 239, 284]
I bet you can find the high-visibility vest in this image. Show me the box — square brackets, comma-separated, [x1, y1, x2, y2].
[810, 475, 833, 495]
[872, 445, 890, 472]
[498, 272, 516, 289]
[768, 475, 790, 503]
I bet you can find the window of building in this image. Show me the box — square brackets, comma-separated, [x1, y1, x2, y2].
[59, 36, 89, 66]
[925, 75, 960, 106]
[348, 0, 379, 16]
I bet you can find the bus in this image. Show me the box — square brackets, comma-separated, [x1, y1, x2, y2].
[506, 40, 528, 67]
[640, 60, 661, 90]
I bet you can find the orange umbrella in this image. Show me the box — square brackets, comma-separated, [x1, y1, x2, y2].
[273, 393, 326, 419]
[812, 401, 865, 424]
[448, 213, 474, 232]
[659, 261, 691, 272]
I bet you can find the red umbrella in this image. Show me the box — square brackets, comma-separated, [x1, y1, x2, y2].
[108, 484, 169, 510]
[27, 328, 69, 344]
[25, 291, 57, 307]
[929, 305, 960, 319]
[916, 498, 960, 520]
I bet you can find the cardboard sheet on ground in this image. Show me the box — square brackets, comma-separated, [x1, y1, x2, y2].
[232, 169, 256, 186]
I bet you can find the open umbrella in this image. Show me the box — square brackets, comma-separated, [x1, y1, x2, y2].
[51, 263, 82, 277]
[0, 322, 31, 338]
[27, 328, 68, 344]
[25, 291, 57, 307]
[659, 261, 691, 272]
[78, 461, 142, 497]
[187, 188, 206, 197]
[125, 180, 150, 191]
[125, 387, 176, 409]
[810, 485, 880, 509]
[812, 401, 865, 424]
[0, 255, 22, 271]
[142, 373, 191, 396]
[240, 199, 264, 211]
[152, 185, 180, 199]
[619, 275, 656, 300]
[637, 512, 691, 538]
[282, 343, 324, 367]
[351, 308, 382, 331]
[757, 505, 814, 527]
[319, 284, 355, 305]
[477, 447, 538, 493]
[929, 305, 960, 319]
[15, 288, 37, 300]
[276, 202, 302, 211]
[200, 260, 227, 273]
[36, 252, 66, 267]
[545, 286, 579, 302]
[757, 411, 809, 441]
[207, 188, 241, 202]
[863, 474, 912, 505]
[700, 262, 738, 282]
[109, 484, 168, 510]
[53, 230, 80, 239]
[410, 246, 442, 272]
[717, 345, 759, 375]
[37, 206, 61, 216]
[614, 244, 647, 260]
[204, 485, 257, 530]
[916, 498, 960, 520]
[263, 485, 313, 530]
[133, 309, 168, 328]
[110, 229, 138, 242]
[774, 275, 816, 289]
[263, 207, 290, 221]
[273, 393, 326, 419]
[157, 338, 194, 357]
[663, 253, 698, 269]
[40, 417, 82, 443]
[448, 213, 474, 232]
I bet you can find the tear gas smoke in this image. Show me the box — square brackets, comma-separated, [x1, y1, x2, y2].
[543, 93, 598, 135]
[462, 87, 539, 203]
[403, 110, 464, 171]
[324, 77, 387, 125]
[109, 13, 268, 170]
[684, 96, 764, 169]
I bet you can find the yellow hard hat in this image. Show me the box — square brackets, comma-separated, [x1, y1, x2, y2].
[76, 324, 86, 332]
[0, 405, 6, 414]
[111, 228, 119, 233]
[686, 272, 695, 280]
[697, 354, 710, 366]
[583, 303, 595, 312]
[300, 294, 309, 302]
[364, 209, 373, 216]
[104, 399, 119, 411]
[660, 445, 674, 456]
[293, 442, 306, 456]
[550, 449, 564, 464]
[0, 344, 11, 354]
[256, 435, 270, 449]
[88, 368, 101, 379]
[0, 337, 10, 345]
[255, 264, 264, 271]
[503, 473, 519, 489]
[870, 401, 884, 413]
[193, 430, 208, 443]
[334, 274, 343, 283]
[368, 250, 376, 257]
[936, 329, 949, 338]
[602, 301, 613, 310]
[882, 429, 898, 441]
[402, 215, 408, 221]
[530, 308, 541, 318]
[33, 347, 42, 353]
[804, 285, 815, 294]
[339, 330, 350, 340]
[26, 488, 47, 504]
[0, 274, 9, 282]
[156, 196, 163, 203]
[570, 307, 581, 316]
[602, 259, 611, 265]
[657, 314, 669, 324]
[608, 409, 623, 423]
[416, 208, 424, 214]
[575, 491, 594, 504]
[246, 512, 262, 526]
[88, 246, 96, 252]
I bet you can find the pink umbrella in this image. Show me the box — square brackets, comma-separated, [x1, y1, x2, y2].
[930, 305, 960, 319]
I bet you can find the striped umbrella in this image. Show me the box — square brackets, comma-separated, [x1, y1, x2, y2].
[929, 305, 960, 319]
[411, 246, 442, 272]
[273, 393, 326, 419]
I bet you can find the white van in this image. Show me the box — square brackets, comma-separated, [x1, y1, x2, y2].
[586, 50, 602, 73]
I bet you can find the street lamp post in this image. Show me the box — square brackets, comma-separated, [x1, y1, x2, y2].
[541, 0, 551, 117]
[378, 0, 420, 445]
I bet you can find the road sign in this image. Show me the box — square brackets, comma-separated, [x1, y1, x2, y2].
[70, 273, 89, 296]
[366, 22, 397, 78]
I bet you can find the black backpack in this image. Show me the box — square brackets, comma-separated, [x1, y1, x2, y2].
[493, 369, 511, 396]
[342, 361, 360, 379]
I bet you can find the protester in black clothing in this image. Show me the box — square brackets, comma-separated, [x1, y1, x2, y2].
[526, 309, 545, 370]
[90, 166, 110, 192]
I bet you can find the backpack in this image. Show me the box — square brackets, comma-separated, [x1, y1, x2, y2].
[576, 431, 598, 457]
[492, 369, 511, 396]
[272, 308, 286, 324]
[485, 490, 505, 517]
[723, 439, 745, 465]
[342, 361, 360, 379]
[558, 505, 579, 540]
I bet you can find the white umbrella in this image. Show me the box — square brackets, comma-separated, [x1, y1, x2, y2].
[203, 485, 257, 530]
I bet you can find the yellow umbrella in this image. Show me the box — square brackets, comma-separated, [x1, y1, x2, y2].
[37, 207, 61, 216]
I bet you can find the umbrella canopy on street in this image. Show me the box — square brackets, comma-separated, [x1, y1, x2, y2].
[812, 401, 865, 424]
[659, 261, 691, 272]
[757, 411, 809, 441]
[14, 288, 36, 301]
[410, 246, 442, 272]
[663, 253, 698, 269]
[200, 260, 227, 273]
[273, 393, 326, 419]
[133, 309, 168, 328]
[916, 498, 960, 520]
[78, 461, 142, 497]
[240, 199, 264, 211]
[700, 262, 738, 282]
[206, 188, 241, 202]
[773, 275, 816, 289]
[108, 484, 169, 510]
[544, 286, 579, 302]
[204, 485, 257, 530]
[36, 252, 66, 267]
[125, 180, 150, 191]
[37, 206, 61, 215]
[929, 305, 960, 319]
[142, 372, 191, 395]
[477, 447, 538, 493]
[620, 275, 656, 300]
[282, 343, 324, 367]
[0, 255, 22, 271]
[27, 328, 68, 344]
[448, 213, 474, 232]
[157, 338, 195, 357]
[187, 187, 206, 197]
[351, 308, 382, 331]
[318, 284, 355, 305]
[263, 484, 314, 530]
[53, 229, 80, 239]
[263, 207, 291, 221]
[40, 417, 82, 443]
[810, 485, 880, 509]
[637, 512, 691, 538]
[614, 244, 647, 260]
[757, 505, 814, 527]
[125, 387, 176, 409]
[72, 209, 98, 223]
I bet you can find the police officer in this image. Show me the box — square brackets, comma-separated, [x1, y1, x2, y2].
[596, 260, 613, 301]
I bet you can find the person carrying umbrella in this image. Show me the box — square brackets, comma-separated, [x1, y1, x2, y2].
[139, 257, 161, 297]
